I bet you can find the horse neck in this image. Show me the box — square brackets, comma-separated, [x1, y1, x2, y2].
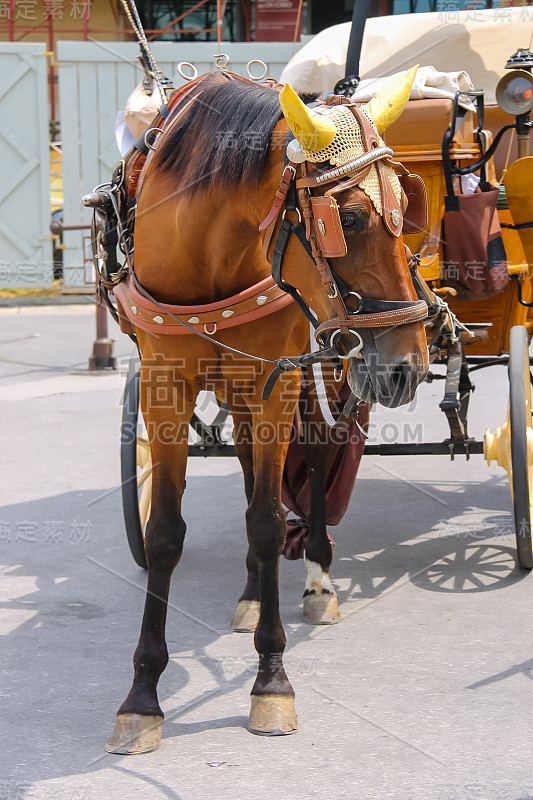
[135, 179, 271, 305]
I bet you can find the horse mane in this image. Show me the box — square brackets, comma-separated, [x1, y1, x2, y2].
[152, 72, 286, 193]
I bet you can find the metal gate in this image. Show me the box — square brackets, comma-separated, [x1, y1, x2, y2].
[0, 43, 52, 289]
[57, 40, 299, 287]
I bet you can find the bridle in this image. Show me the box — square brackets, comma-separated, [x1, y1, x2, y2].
[259, 97, 428, 400]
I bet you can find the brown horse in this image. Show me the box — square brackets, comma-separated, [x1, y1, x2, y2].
[106, 69, 429, 753]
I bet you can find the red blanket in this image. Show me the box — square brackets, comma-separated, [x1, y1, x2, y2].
[281, 384, 369, 559]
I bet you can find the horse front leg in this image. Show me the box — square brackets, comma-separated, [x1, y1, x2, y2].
[106, 381, 195, 754]
[302, 440, 341, 625]
[246, 391, 299, 735]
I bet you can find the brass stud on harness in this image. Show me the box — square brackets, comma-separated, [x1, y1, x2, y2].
[390, 209, 401, 227]
[188, 316, 200, 324]
[131, 305, 138, 315]
[257, 296, 268, 305]
[222, 309, 234, 318]
[153, 315, 164, 325]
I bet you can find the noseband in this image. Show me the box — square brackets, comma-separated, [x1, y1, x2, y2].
[259, 100, 428, 387]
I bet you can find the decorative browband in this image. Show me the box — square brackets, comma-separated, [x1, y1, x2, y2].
[314, 146, 394, 185]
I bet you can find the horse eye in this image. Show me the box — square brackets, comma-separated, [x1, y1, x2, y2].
[340, 211, 365, 232]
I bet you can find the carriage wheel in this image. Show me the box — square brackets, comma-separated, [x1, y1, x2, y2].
[121, 354, 150, 569]
[509, 326, 533, 569]
[484, 326, 533, 570]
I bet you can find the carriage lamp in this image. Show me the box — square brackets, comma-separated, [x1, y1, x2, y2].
[496, 56, 533, 158]
[496, 70, 533, 116]
[505, 48, 533, 72]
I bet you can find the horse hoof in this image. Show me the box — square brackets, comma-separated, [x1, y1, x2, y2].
[249, 694, 299, 735]
[231, 599, 260, 632]
[303, 593, 341, 625]
[105, 713, 162, 754]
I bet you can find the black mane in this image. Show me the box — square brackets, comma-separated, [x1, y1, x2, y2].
[153, 73, 285, 192]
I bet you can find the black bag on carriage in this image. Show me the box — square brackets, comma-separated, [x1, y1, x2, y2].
[441, 91, 508, 300]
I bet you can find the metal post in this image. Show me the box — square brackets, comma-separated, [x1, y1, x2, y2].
[516, 113, 531, 159]
[50, 219, 116, 370]
[89, 301, 116, 370]
[517, 135, 530, 159]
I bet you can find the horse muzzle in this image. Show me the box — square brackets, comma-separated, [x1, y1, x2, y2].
[346, 334, 428, 408]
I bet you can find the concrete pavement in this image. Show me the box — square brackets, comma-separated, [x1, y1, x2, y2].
[1, 303, 532, 800]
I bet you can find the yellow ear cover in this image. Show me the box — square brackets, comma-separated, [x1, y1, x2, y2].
[367, 65, 419, 133]
[279, 83, 337, 151]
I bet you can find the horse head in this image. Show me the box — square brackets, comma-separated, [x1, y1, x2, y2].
[266, 67, 429, 408]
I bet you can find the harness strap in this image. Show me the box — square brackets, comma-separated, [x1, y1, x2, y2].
[501, 221, 533, 230]
[259, 164, 297, 231]
[114, 271, 294, 335]
[271, 218, 318, 328]
[313, 300, 429, 338]
[296, 174, 348, 301]
[350, 296, 429, 315]
[129, 265, 279, 363]
[261, 344, 343, 400]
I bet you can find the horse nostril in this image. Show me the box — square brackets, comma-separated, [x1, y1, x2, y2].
[388, 360, 419, 398]
[392, 361, 413, 381]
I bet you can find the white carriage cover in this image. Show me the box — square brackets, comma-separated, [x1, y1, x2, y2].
[280, 7, 532, 105]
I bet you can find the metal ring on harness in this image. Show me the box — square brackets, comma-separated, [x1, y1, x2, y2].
[348, 291, 362, 312]
[329, 328, 364, 360]
[333, 365, 344, 382]
[177, 61, 198, 81]
[282, 207, 301, 222]
[246, 59, 268, 82]
[144, 127, 165, 151]
[204, 322, 217, 335]
[96, 229, 107, 263]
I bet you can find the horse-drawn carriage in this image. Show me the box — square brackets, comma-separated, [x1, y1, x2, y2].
[86, 4, 533, 752]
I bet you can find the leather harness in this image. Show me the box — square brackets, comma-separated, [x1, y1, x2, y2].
[90, 75, 428, 418]
[114, 273, 294, 336]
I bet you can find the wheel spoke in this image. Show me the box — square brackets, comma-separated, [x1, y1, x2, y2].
[137, 463, 152, 489]
[137, 436, 151, 468]
[139, 474, 152, 528]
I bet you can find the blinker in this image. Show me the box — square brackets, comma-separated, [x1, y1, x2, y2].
[399, 173, 427, 234]
[310, 196, 347, 258]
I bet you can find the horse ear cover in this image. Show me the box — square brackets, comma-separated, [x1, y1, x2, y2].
[279, 83, 336, 151]
[366, 65, 419, 133]
[279, 66, 418, 150]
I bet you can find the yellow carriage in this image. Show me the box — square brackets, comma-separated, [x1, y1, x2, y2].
[381, 54, 533, 569]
